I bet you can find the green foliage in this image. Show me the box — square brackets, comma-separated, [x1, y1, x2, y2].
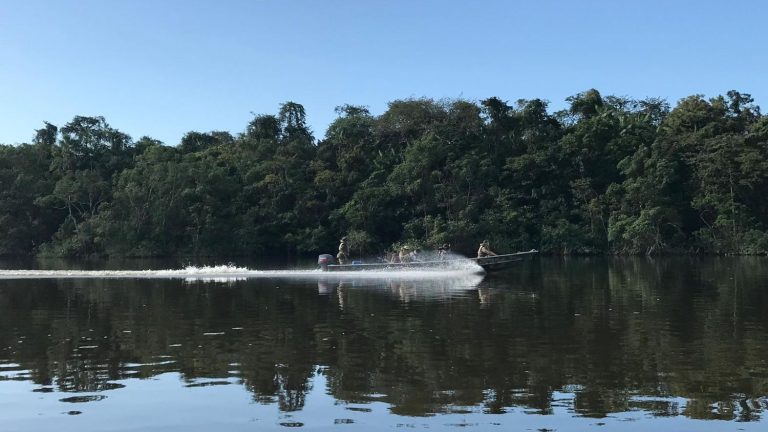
[0, 143, 59, 255]
[0, 91, 766, 257]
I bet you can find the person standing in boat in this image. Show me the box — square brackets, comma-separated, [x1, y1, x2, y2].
[477, 240, 497, 258]
[389, 249, 401, 263]
[398, 246, 411, 263]
[337, 236, 350, 265]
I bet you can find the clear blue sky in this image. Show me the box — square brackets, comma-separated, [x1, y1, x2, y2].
[1, 0, 765, 145]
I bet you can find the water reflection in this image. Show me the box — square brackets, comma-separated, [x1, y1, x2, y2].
[0, 258, 767, 428]
[317, 274, 485, 307]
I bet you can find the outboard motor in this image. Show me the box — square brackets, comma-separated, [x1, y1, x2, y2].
[318, 254, 335, 271]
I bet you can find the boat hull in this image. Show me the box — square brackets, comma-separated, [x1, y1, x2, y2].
[323, 250, 537, 273]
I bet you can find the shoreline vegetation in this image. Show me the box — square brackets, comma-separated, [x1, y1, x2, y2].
[1, 89, 767, 258]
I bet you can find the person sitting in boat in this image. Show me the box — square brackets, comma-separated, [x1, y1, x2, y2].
[438, 243, 451, 260]
[337, 237, 350, 265]
[477, 240, 497, 258]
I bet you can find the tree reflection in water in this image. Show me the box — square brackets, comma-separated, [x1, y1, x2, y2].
[0, 257, 767, 421]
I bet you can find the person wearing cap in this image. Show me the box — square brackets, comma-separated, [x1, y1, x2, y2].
[477, 240, 497, 258]
[337, 237, 350, 265]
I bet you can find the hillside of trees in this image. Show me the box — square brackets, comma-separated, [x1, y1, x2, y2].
[1, 89, 767, 258]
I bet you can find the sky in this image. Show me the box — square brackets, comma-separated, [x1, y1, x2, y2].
[1, 0, 766, 145]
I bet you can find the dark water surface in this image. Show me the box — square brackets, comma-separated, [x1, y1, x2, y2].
[1, 257, 767, 431]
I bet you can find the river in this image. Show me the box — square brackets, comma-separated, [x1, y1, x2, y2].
[0, 257, 766, 431]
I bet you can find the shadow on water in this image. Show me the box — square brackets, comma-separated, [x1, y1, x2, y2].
[0, 257, 767, 426]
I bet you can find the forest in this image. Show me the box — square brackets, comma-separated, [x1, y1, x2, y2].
[1, 89, 767, 258]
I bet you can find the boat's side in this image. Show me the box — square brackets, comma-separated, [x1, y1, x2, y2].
[475, 256, 523, 271]
[324, 250, 538, 272]
[325, 260, 450, 272]
[473, 250, 538, 272]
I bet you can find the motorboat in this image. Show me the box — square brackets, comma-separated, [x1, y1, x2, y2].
[318, 250, 538, 273]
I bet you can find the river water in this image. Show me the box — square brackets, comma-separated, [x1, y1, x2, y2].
[0, 257, 766, 431]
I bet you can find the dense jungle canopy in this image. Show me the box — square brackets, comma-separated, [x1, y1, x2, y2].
[1, 89, 767, 258]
